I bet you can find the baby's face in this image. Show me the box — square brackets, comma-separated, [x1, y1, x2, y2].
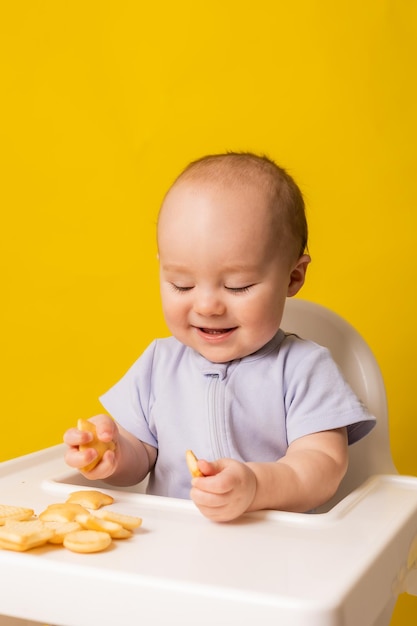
[157, 180, 307, 362]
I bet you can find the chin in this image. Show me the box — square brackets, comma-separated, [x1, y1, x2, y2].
[196, 345, 245, 363]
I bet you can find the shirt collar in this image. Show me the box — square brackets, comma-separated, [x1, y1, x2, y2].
[190, 329, 285, 379]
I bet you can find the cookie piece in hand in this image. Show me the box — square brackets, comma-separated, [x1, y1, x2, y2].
[78, 418, 116, 472]
[185, 450, 204, 478]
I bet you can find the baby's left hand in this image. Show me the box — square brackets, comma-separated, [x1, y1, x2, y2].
[190, 458, 257, 522]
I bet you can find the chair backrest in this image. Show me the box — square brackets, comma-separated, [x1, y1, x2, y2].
[281, 298, 397, 512]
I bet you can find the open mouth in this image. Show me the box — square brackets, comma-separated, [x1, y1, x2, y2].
[200, 328, 231, 335]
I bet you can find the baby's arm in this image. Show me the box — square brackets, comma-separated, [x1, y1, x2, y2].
[247, 427, 348, 513]
[63, 414, 157, 487]
[190, 427, 348, 522]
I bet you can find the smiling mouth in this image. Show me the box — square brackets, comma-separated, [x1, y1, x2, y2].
[199, 327, 236, 335]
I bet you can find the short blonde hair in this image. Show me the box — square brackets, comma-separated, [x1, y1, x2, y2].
[164, 152, 308, 261]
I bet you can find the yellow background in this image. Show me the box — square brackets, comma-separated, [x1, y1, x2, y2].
[1, 2, 416, 622]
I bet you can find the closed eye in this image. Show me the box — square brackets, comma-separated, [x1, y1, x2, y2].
[225, 285, 255, 294]
[170, 283, 194, 293]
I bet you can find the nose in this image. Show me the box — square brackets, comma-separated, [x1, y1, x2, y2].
[193, 288, 226, 317]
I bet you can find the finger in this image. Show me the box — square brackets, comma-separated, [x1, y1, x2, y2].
[95, 421, 117, 444]
[191, 485, 228, 508]
[93, 448, 117, 476]
[191, 472, 233, 495]
[88, 414, 115, 438]
[64, 446, 98, 470]
[190, 491, 236, 522]
[79, 449, 117, 480]
[198, 505, 238, 523]
[63, 427, 92, 447]
[197, 459, 221, 477]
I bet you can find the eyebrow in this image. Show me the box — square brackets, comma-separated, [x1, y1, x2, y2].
[160, 264, 191, 273]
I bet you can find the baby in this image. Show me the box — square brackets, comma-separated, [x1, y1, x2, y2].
[64, 152, 375, 522]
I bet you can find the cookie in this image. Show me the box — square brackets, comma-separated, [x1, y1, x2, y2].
[78, 419, 116, 472]
[94, 509, 142, 530]
[0, 520, 54, 551]
[0, 504, 34, 525]
[63, 529, 112, 553]
[39, 503, 89, 523]
[185, 449, 204, 478]
[66, 490, 114, 510]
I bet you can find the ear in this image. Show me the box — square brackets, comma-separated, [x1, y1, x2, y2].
[287, 254, 311, 297]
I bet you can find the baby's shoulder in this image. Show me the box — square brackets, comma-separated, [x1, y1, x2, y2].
[281, 332, 325, 354]
[146, 336, 190, 367]
[276, 331, 332, 367]
[278, 332, 338, 377]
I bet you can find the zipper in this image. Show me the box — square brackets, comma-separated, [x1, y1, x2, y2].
[207, 374, 227, 458]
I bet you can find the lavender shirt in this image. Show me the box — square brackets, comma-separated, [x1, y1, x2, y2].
[100, 330, 376, 499]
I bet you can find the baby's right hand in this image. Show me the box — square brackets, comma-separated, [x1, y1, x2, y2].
[63, 414, 119, 480]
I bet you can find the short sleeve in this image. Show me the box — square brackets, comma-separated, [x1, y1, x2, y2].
[99, 341, 158, 448]
[282, 338, 376, 445]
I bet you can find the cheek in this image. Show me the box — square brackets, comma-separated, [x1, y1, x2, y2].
[160, 289, 174, 320]
[247, 290, 280, 315]
[241, 292, 285, 327]
[161, 292, 187, 326]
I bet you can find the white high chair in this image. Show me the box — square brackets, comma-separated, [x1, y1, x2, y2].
[281, 298, 417, 623]
[281, 297, 397, 511]
[0, 299, 417, 626]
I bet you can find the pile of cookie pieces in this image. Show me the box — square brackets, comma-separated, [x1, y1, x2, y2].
[0, 490, 142, 553]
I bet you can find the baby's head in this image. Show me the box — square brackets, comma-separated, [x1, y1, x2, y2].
[157, 152, 310, 362]
[162, 152, 308, 264]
